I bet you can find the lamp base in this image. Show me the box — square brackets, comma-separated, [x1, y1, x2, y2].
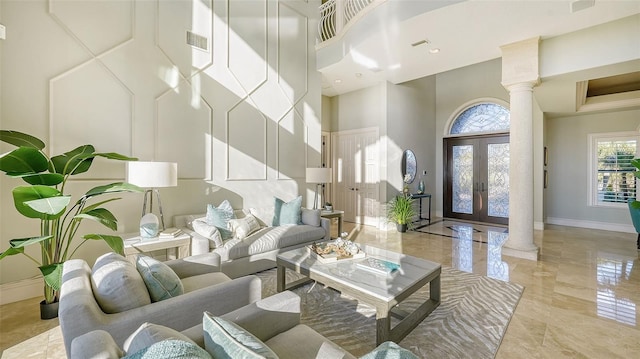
[141, 189, 166, 232]
[140, 213, 160, 238]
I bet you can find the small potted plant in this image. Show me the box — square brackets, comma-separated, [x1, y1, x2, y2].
[324, 202, 333, 212]
[386, 195, 416, 233]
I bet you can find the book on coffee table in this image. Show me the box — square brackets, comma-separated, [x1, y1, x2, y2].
[307, 243, 365, 263]
[356, 257, 400, 274]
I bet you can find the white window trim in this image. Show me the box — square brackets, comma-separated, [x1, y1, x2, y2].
[587, 131, 639, 208]
[443, 97, 510, 137]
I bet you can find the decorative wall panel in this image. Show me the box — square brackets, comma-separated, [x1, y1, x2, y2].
[278, 3, 308, 104]
[228, 99, 267, 180]
[228, 0, 268, 94]
[50, 60, 133, 179]
[50, 0, 133, 55]
[278, 109, 307, 179]
[158, 0, 214, 78]
[156, 81, 213, 180]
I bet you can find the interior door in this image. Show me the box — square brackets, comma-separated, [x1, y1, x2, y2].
[332, 128, 379, 226]
[444, 135, 509, 225]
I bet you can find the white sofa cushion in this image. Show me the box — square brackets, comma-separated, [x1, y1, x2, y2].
[228, 214, 262, 240]
[266, 324, 355, 359]
[91, 252, 151, 314]
[300, 208, 321, 227]
[192, 218, 224, 248]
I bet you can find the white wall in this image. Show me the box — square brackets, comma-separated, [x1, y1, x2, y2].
[0, 0, 321, 290]
[546, 109, 639, 228]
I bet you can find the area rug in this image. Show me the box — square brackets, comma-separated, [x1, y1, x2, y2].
[415, 220, 508, 245]
[256, 266, 523, 358]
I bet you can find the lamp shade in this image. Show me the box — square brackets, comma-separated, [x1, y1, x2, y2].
[306, 167, 331, 184]
[126, 161, 178, 188]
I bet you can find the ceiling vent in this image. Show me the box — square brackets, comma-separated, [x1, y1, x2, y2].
[186, 31, 209, 51]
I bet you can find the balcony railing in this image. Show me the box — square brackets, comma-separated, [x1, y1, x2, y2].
[318, 0, 375, 43]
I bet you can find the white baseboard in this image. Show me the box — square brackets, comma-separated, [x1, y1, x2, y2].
[0, 277, 43, 305]
[546, 217, 635, 234]
[534, 221, 545, 231]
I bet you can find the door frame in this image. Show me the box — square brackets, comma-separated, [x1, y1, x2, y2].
[443, 133, 509, 225]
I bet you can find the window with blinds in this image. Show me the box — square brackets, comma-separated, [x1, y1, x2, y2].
[589, 132, 638, 207]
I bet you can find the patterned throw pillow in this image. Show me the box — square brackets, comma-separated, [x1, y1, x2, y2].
[228, 214, 262, 240]
[359, 341, 419, 359]
[136, 255, 184, 302]
[272, 196, 302, 226]
[203, 312, 278, 359]
[124, 322, 197, 355]
[205, 200, 235, 240]
[123, 339, 212, 359]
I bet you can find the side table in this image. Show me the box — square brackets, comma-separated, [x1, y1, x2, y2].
[320, 210, 344, 238]
[123, 232, 191, 262]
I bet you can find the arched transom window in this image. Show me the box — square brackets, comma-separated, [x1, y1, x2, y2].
[450, 103, 510, 135]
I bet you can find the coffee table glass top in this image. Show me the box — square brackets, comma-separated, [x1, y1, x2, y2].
[277, 244, 441, 302]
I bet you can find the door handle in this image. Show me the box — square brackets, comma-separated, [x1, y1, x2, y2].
[481, 183, 485, 192]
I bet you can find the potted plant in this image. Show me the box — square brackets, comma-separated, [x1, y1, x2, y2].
[386, 194, 416, 233]
[0, 130, 142, 319]
[324, 201, 333, 212]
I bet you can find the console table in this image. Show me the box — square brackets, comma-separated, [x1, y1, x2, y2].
[123, 232, 191, 262]
[409, 193, 431, 224]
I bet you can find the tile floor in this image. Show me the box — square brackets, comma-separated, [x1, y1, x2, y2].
[1, 220, 639, 358]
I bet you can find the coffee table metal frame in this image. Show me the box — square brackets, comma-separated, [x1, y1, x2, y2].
[276, 244, 441, 345]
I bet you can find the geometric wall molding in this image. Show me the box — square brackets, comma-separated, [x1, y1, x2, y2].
[227, 98, 268, 180]
[277, 2, 309, 105]
[277, 107, 308, 179]
[49, 0, 134, 55]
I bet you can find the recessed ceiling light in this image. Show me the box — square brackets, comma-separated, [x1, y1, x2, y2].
[429, 48, 440, 54]
[334, 79, 342, 84]
[355, 73, 362, 78]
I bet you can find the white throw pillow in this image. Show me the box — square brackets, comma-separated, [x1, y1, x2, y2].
[300, 208, 321, 227]
[228, 214, 262, 240]
[123, 322, 197, 355]
[192, 218, 224, 248]
[91, 252, 151, 314]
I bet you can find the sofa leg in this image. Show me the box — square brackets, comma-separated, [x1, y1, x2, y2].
[637, 233, 640, 250]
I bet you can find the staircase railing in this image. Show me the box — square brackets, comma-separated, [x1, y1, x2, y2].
[318, 0, 375, 43]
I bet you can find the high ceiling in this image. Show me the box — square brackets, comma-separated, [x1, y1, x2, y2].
[317, 0, 640, 102]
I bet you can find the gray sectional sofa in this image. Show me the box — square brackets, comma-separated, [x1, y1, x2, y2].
[174, 207, 330, 278]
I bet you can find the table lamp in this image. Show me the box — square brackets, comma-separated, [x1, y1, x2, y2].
[126, 161, 178, 237]
[306, 167, 332, 210]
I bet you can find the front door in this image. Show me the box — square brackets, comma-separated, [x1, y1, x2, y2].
[444, 134, 509, 225]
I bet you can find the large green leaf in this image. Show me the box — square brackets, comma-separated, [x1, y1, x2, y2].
[50, 145, 95, 176]
[39, 263, 63, 291]
[95, 152, 138, 161]
[84, 234, 124, 255]
[12, 186, 69, 219]
[0, 246, 25, 259]
[9, 235, 54, 248]
[10, 172, 65, 186]
[631, 158, 640, 170]
[85, 182, 143, 198]
[75, 208, 118, 231]
[0, 147, 49, 174]
[0, 130, 45, 150]
[82, 198, 121, 212]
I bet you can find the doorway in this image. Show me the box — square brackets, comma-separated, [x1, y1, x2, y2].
[444, 134, 509, 225]
[331, 128, 380, 226]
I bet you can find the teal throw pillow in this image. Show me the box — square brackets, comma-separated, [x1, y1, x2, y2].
[123, 339, 212, 359]
[272, 196, 302, 226]
[136, 255, 184, 302]
[203, 312, 278, 359]
[359, 341, 419, 359]
[206, 200, 235, 240]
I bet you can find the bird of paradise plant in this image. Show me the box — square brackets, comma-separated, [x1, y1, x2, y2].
[0, 130, 142, 306]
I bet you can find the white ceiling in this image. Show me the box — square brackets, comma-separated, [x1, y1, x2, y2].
[317, 0, 640, 98]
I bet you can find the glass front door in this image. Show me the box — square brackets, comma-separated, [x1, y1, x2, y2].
[444, 135, 509, 225]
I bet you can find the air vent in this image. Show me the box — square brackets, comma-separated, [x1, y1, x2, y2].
[186, 31, 208, 51]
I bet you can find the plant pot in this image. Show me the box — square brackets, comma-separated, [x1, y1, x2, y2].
[397, 223, 408, 233]
[40, 300, 59, 320]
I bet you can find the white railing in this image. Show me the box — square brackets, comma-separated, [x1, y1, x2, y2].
[318, 0, 374, 43]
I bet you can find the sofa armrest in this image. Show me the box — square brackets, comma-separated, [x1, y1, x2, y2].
[60, 262, 262, 354]
[165, 252, 221, 278]
[221, 290, 301, 342]
[70, 330, 123, 359]
[320, 217, 331, 240]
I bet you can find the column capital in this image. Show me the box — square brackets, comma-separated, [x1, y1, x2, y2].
[502, 81, 538, 93]
[501, 37, 541, 88]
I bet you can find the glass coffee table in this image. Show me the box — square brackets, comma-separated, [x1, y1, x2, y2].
[276, 244, 441, 345]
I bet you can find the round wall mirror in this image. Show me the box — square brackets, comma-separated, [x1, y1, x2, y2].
[401, 149, 417, 184]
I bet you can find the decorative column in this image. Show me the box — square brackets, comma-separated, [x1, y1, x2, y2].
[501, 37, 540, 261]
